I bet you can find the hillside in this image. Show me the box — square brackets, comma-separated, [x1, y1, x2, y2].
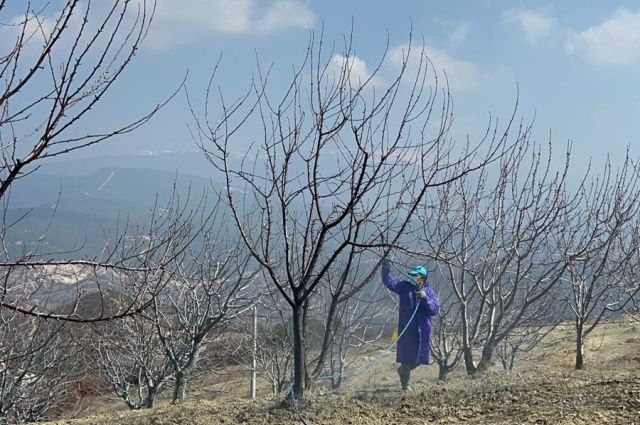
[44, 320, 640, 424]
[4, 167, 220, 256]
[35, 152, 216, 179]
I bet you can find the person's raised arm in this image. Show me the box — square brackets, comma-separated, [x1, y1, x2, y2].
[381, 259, 401, 294]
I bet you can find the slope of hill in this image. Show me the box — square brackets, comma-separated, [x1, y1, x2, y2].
[44, 320, 640, 424]
[8, 167, 217, 210]
[45, 371, 640, 424]
[36, 151, 216, 179]
[4, 167, 221, 255]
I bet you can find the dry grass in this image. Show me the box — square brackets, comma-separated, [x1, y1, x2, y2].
[46, 319, 640, 424]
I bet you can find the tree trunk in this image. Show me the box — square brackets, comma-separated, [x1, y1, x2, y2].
[463, 346, 476, 375]
[476, 340, 495, 373]
[462, 316, 477, 375]
[332, 373, 343, 390]
[575, 320, 585, 370]
[500, 357, 508, 371]
[461, 310, 477, 375]
[250, 305, 257, 400]
[311, 296, 339, 378]
[331, 352, 346, 390]
[145, 387, 158, 409]
[173, 371, 188, 404]
[171, 343, 201, 403]
[437, 362, 450, 381]
[508, 352, 516, 371]
[291, 302, 306, 399]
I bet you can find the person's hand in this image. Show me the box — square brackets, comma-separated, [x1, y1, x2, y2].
[416, 290, 426, 299]
[379, 234, 389, 264]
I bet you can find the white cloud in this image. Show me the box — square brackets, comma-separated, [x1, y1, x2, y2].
[503, 7, 556, 44]
[389, 43, 480, 91]
[0, 5, 103, 63]
[0, 9, 67, 55]
[448, 23, 470, 48]
[163, 0, 252, 34]
[565, 8, 640, 66]
[328, 54, 375, 88]
[147, 0, 315, 50]
[255, 0, 315, 34]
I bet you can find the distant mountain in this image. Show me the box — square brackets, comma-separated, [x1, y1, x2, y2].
[4, 149, 346, 256]
[8, 167, 218, 209]
[4, 167, 224, 256]
[36, 151, 219, 178]
[6, 264, 126, 311]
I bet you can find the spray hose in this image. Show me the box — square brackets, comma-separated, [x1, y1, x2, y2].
[288, 302, 420, 424]
[316, 301, 420, 381]
[288, 257, 423, 423]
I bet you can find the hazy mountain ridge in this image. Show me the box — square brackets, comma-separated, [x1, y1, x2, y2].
[4, 160, 225, 256]
[35, 151, 217, 179]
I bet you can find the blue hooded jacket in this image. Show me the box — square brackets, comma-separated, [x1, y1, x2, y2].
[381, 261, 439, 365]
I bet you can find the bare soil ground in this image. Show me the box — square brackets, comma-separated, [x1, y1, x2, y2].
[47, 320, 640, 424]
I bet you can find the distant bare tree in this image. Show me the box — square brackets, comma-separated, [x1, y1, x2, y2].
[254, 302, 294, 395]
[494, 296, 560, 371]
[557, 155, 640, 369]
[627, 294, 640, 321]
[78, 188, 234, 409]
[0, 312, 76, 422]
[428, 281, 464, 380]
[322, 283, 391, 390]
[87, 190, 256, 407]
[150, 203, 258, 404]
[93, 316, 172, 409]
[305, 250, 390, 386]
[191, 31, 512, 398]
[420, 137, 578, 374]
[0, 0, 185, 323]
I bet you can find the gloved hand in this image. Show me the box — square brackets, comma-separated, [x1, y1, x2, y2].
[416, 290, 426, 299]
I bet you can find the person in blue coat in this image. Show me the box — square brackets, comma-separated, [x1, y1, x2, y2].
[381, 259, 439, 391]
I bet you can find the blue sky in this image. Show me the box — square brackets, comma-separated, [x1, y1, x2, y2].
[3, 1, 640, 173]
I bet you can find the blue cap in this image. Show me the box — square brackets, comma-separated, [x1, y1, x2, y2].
[408, 266, 428, 278]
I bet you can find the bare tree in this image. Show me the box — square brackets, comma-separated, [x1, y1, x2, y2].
[0, 312, 77, 422]
[150, 200, 258, 404]
[557, 154, 640, 369]
[428, 279, 464, 380]
[420, 137, 578, 374]
[81, 188, 236, 409]
[92, 315, 173, 409]
[191, 31, 511, 398]
[321, 282, 391, 390]
[253, 299, 295, 395]
[494, 296, 560, 371]
[0, 0, 186, 323]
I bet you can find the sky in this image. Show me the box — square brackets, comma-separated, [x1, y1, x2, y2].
[3, 1, 640, 174]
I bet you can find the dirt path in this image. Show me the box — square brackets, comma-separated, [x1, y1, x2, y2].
[48, 369, 640, 425]
[45, 321, 640, 424]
